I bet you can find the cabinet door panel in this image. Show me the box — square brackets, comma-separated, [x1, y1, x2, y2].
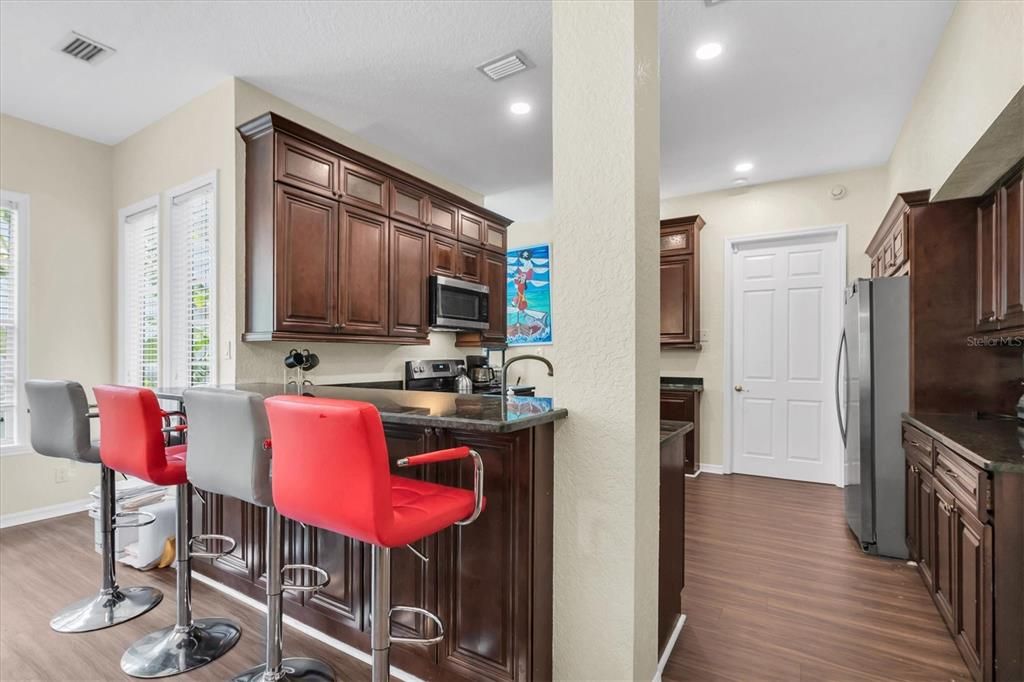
[918, 470, 934, 591]
[660, 224, 693, 255]
[484, 250, 507, 343]
[197, 493, 260, 581]
[384, 426, 439, 657]
[905, 455, 919, 561]
[338, 207, 389, 336]
[485, 222, 507, 252]
[391, 181, 428, 226]
[389, 223, 429, 338]
[661, 390, 698, 474]
[458, 210, 485, 246]
[661, 255, 694, 344]
[275, 134, 338, 198]
[1000, 172, 1024, 328]
[430, 234, 458, 278]
[437, 430, 529, 682]
[304, 527, 364, 630]
[955, 511, 990, 680]
[933, 483, 956, 631]
[457, 244, 483, 283]
[340, 161, 389, 214]
[275, 185, 337, 333]
[427, 196, 458, 237]
[977, 196, 999, 330]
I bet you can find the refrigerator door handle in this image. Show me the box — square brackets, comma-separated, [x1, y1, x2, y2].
[835, 329, 848, 445]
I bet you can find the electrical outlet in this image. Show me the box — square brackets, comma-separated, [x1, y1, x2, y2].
[223, 340, 233, 360]
[699, 329, 710, 342]
[55, 467, 69, 484]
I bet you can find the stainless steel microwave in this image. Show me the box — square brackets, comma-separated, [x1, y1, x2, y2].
[429, 275, 489, 330]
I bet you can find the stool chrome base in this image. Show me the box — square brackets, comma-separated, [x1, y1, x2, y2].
[51, 586, 163, 633]
[120, 618, 241, 678]
[233, 657, 335, 682]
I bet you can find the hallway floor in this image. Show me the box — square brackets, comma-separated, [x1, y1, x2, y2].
[664, 473, 971, 681]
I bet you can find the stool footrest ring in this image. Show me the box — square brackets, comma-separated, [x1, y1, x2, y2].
[189, 534, 237, 559]
[113, 510, 157, 530]
[282, 564, 330, 593]
[388, 605, 444, 645]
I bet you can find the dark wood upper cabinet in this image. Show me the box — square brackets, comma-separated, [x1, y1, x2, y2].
[977, 194, 999, 331]
[660, 215, 702, 348]
[996, 169, 1023, 331]
[866, 190, 930, 278]
[338, 207, 389, 337]
[339, 161, 389, 214]
[458, 210, 485, 246]
[275, 133, 339, 199]
[391, 181, 429, 226]
[240, 112, 512, 344]
[457, 243, 484, 283]
[485, 222, 507, 253]
[429, 234, 459, 278]
[457, 250, 509, 348]
[427, 196, 459, 237]
[389, 222, 429, 338]
[274, 184, 337, 334]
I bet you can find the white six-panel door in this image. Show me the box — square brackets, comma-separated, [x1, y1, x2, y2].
[730, 231, 842, 484]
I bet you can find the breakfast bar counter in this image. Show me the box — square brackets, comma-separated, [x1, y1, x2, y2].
[158, 383, 566, 682]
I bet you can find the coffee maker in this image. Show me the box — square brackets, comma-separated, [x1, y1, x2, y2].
[465, 354, 495, 387]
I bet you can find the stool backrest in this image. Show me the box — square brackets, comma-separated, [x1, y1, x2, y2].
[24, 380, 100, 463]
[183, 387, 273, 507]
[93, 385, 170, 481]
[264, 395, 392, 545]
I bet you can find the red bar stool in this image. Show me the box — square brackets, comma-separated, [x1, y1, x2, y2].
[94, 385, 241, 678]
[264, 395, 485, 682]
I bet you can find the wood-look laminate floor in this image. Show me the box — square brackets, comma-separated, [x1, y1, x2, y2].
[0, 512, 370, 681]
[664, 473, 971, 682]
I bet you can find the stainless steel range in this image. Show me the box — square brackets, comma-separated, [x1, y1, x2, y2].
[404, 359, 534, 396]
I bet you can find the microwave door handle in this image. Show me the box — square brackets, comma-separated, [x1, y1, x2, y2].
[834, 329, 848, 446]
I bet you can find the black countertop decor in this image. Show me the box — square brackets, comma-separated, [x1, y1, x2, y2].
[903, 412, 1024, 473]
[156, 383, 567, 434]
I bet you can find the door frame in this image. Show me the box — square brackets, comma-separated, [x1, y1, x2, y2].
[721, 224, 848, 485]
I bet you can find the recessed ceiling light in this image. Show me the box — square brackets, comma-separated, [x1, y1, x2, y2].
[733, 178, 748, 185]
[695, 42, 723, 60]
[510, 102, 531, 115]
[734, 161, 754, 172]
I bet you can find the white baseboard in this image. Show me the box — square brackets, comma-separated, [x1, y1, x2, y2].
[697, 464, 724, 475]
[0, 498, 90, 529]
[653, 613, 686, 681]
[193, 571, 424, 682]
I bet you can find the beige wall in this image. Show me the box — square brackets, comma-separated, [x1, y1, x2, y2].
[0, 115, 115, 515]
[660, 166, 889, 468]
[231, 79, 486, 384]
[888, 0, 1024, 197]
[112, 79, 238, 384]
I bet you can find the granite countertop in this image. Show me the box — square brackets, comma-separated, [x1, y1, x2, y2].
[660, 420, 694, 444]
[903, 412, 1024, 474]
[156, 383, 567, 434]
[660, 377, 704, 392]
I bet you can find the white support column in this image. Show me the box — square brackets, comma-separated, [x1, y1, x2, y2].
[551, 1, 661, 679]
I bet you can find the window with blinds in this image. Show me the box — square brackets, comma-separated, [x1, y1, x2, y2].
[118, 173, 217, 390]
[121, 205, 161, 388]
[0, 195, 23, 446]
[168, 182, 215, 387]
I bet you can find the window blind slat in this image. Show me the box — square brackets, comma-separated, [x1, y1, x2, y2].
[169, 183, 214, 387]
[0, 198, 19, 445]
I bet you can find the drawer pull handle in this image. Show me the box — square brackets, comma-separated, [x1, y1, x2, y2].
[944, 468, 959, 480]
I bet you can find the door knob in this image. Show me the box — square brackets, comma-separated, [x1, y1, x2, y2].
[734, 385, 745, 392]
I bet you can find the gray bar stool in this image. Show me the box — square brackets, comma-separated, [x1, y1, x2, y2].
[24, 379, 163, 632]
[183, 387, 334, 682]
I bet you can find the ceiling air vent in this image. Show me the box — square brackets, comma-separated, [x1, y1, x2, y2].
[56, 31, 115, 65]
[477, 51, 532, 81]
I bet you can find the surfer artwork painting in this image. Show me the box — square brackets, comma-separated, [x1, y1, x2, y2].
[507, 244, 552, 346]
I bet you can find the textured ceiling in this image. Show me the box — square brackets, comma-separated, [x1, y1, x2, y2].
[0, 0, 954, 219]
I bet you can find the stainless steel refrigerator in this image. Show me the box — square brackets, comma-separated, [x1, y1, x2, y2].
[835, 277, 909, 559]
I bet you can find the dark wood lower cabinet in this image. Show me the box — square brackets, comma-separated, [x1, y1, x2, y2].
[194, 422, 554, 682]
[902, 419, 1022, 682]
[659, 388, 700, 474]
